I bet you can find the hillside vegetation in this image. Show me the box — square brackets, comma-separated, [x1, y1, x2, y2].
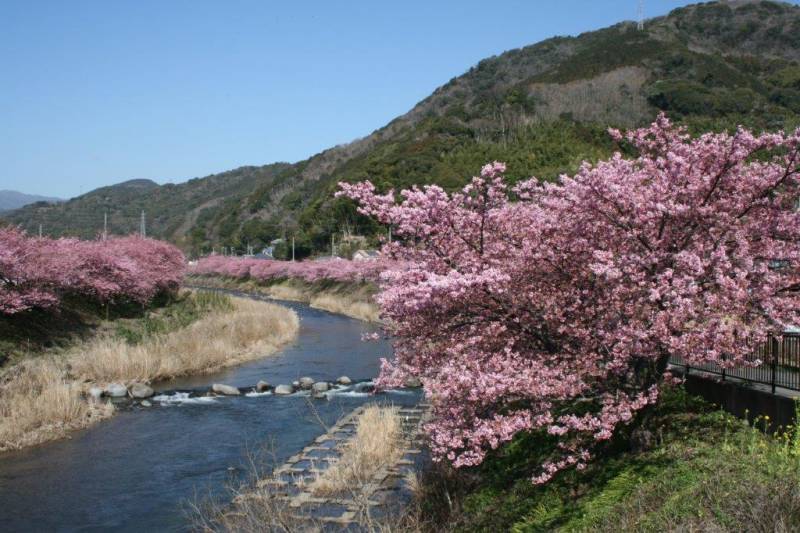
[6, 0, 800, 256]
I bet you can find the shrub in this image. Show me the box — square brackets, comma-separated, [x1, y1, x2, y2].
[0, 228, 185, 314]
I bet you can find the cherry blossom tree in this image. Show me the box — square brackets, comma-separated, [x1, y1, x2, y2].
[190, 254, 398, 284]
[0, 228, 185, 314]
[0, 227, 61, 313]
[338, 115, 800, 483]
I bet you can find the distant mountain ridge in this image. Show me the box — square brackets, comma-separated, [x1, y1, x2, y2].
[0, 190, 61, 213]
[5, 0, 800, 256]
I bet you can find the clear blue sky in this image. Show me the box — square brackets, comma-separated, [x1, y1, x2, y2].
[0, 1, 746, 198]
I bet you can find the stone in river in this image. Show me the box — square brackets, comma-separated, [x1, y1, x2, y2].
[88, 387, 104, 400]
[337, 376, 352, 385]
[298, 377, 315, 390]
[255, 380, 271, 392]
[312, 382, 330, 393]
[212, 383, 241, 396]
[141, 400, 152, 407]
[129, 383, 154, 399]
[274, 384, 294, 395]
[105, 383, 128, 398]
[354, 381, 374, 393]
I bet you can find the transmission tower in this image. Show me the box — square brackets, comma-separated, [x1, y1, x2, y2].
[637, 0, 645, 31]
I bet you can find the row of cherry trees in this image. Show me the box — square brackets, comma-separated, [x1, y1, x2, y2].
[189, 254, 397, 283]
[0, 228, 185, 315]
[338, 115, 800, 483]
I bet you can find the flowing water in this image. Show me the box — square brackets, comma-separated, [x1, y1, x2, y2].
[0, 294, 417, 532]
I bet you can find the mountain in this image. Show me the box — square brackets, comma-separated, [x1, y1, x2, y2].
[6, 0, 800, 256]
[0, 190, 61, 213]
[1, 165, 290, 247]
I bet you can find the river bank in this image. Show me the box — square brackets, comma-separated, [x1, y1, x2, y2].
[0, 296, 399, 532]
[186, 275, 380, 322]
[0, 291, 299, 452]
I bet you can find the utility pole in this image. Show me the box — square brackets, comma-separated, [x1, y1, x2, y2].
[292, 236, 295, 262]
[331, 234, 335, 258]
[103, 211, 108, 241]
[637, 0, 644, 31]
[140, 210, 146, 238]
[38, 224, 42, 238]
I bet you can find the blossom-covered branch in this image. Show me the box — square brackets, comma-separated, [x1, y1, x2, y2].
[189, 255, 398, 284]
[338, 114, 800, 483]
[0, 228, 185, 314]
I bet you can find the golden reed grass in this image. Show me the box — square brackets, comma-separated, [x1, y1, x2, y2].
[69, 297, 299, 383]
[311, 405, 403, 496]
[190, 405, 404, 531]
[187, 276, 381, 323]
[0, 358, 114, 452]
[308, 293, 379, 323]
[0, 296, 299, 451]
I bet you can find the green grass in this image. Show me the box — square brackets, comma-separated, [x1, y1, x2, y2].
[416, 388, 800, 532]
[112, 290, 233, 345]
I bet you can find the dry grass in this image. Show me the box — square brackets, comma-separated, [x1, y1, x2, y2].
[311, 405, 403, 497]
[191, 406, 408, 533]
[262, 283, 306, 302]
[69, 297, 299, 383]
[0, 296, 299, 452]
[187, 275, 381, 322]
[309, 293, 380, 322]
[0, 358, 114, 451]
[192, 485, 313, 533]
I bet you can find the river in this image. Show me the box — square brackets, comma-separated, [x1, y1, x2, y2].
[0, 294, 417, 532]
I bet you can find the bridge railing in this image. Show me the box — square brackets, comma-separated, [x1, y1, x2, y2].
[669, 333, 800, 393]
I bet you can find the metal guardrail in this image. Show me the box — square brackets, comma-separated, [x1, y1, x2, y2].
[670, 333, 800, 393]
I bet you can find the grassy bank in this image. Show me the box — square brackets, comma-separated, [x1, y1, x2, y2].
[0, 290, 225, 368]
[405, 388, 800, 532]
[0, 291, 299, 452]
[187, 274, 380, 322]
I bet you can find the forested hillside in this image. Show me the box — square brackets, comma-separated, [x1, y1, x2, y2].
[7, 0, 800, 256]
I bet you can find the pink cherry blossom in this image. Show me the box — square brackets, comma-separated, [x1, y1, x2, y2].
[0, 228, 185, 314]
[189, 254, 402, 285]
[338, 114, 800, 483]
